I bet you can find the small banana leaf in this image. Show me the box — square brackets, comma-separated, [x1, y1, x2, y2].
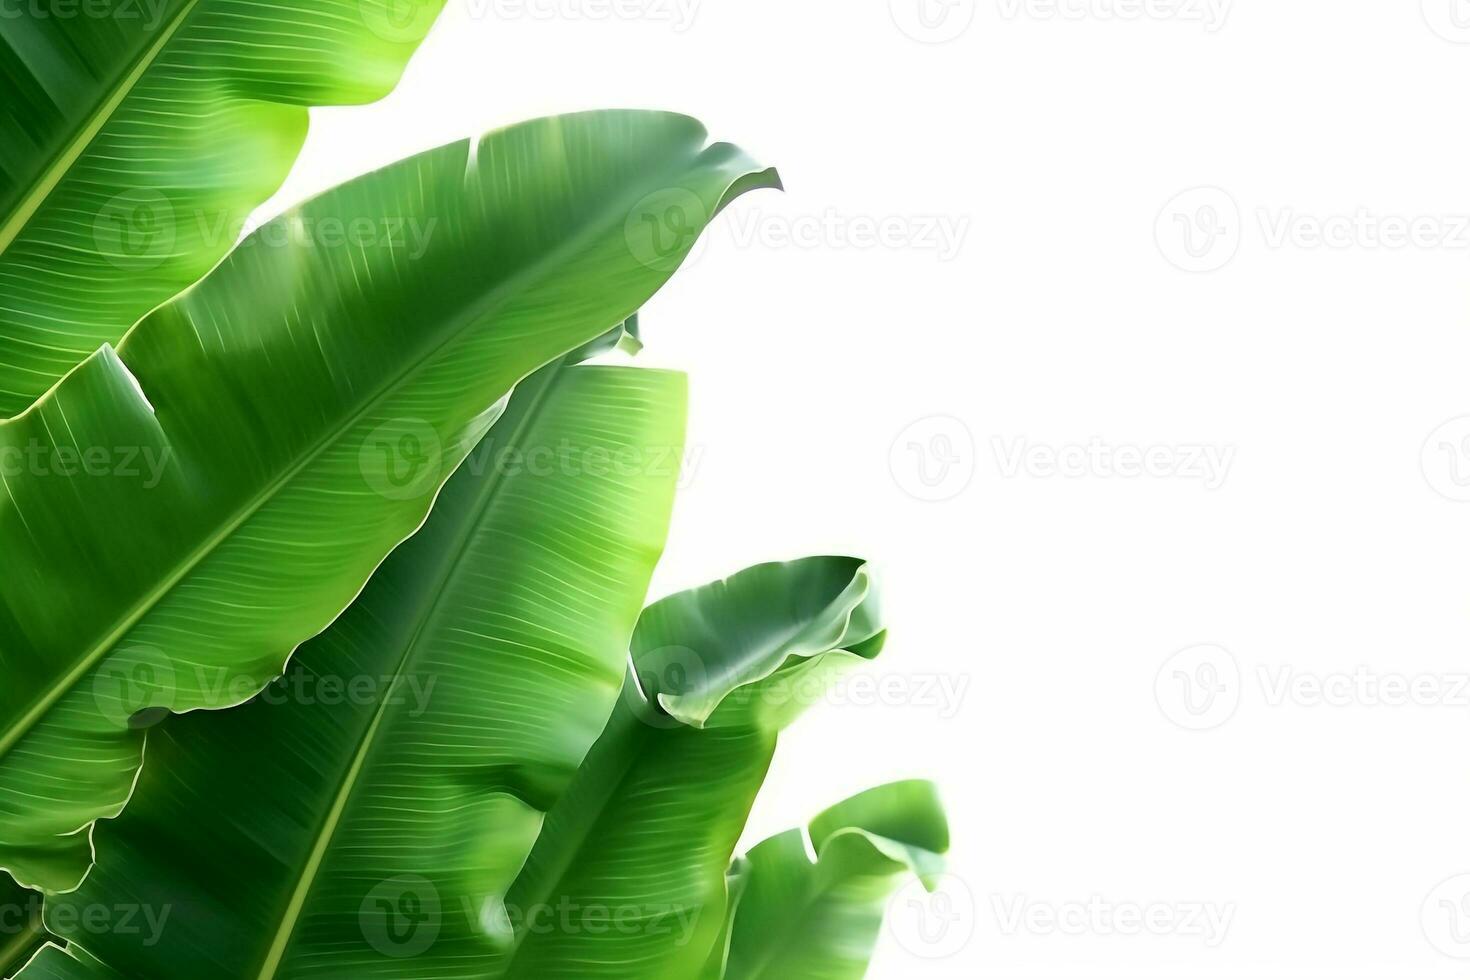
[0, 0, 449, 416]
[488, 557, 885, 979]
[714, 782, 950, 980]
[0, 108, 778, 892]
[31, 351, 686, 978]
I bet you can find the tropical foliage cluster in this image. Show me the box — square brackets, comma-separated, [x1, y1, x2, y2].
[0, 3, 948, 977]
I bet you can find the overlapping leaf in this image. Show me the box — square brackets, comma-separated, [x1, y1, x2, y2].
[16, 557, 885, 978]
[714, 782, 949, 980]
[489, 557, 885, 979]
[25, 351, 686, 979]
[0, 0, 449, 416]
[0, 108, 779, 892]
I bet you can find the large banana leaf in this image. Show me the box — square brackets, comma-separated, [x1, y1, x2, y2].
[0, 108, 778, 893]
[0, 0, 448, 417]
[30, 352, 687, 979]
[713, 782, 949, 980]
[489, 557, 885, 979]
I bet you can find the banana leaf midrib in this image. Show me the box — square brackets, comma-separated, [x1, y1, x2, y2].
[0, 144, 699, 772]
[252, 362, 565, 980]
[0, 914, 44, 978]
[0, 0, 203, 256]
[496, 700, 654, 974]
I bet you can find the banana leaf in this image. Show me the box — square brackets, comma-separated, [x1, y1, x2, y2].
[19, 557, 883, 978]
[713, 782, 949, 980]
[31, 350, 687, 979]
[0, 875, 44, 978]
[0, 0, 448, 417]
[488, 557, 885, 979]
[0, 108, 779, 893]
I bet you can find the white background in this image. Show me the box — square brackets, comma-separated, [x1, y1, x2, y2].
[260, 1, 1470, 976]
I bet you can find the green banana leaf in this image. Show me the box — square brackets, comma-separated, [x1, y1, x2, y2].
[31, 351, 687, 979]
[0, 875, 44, 978]
[12, 947, 117, 980]
[0, 0, 448, 417]
[19, 556, 884, 978]
[489, 557, 885, 979]
[714, 782, 949, 980]
[0, 108, 779, 893]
